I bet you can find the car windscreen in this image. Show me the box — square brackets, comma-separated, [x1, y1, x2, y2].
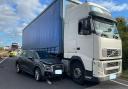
[36, 51, 50, 59]
[36, 51, 58, 59]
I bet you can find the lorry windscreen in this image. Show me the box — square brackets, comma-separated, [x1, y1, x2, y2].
[93, 18, 120, 39]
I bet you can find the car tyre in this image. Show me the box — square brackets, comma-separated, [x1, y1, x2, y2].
[16, 63, 21, 73]
[70, 61, 85, 85]
[34, 68, 42, 81]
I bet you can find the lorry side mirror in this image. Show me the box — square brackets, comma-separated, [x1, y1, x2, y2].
[81, 29, 91, 35]
[78, 18, 91, 35]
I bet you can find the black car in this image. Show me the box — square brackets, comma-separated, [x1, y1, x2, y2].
[15, 50, 64, 81]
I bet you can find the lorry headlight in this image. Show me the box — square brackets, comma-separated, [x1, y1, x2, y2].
[102, 48, 107, 57]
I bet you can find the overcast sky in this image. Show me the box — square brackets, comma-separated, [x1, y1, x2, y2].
[0, 0, 128, 46]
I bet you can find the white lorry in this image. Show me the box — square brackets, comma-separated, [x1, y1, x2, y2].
[23, 0, 122, 84]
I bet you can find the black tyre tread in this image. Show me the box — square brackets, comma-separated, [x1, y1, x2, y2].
[34, 68, 43, 81]
[16, 63, 21, 73]
[70, 61, 85, 85]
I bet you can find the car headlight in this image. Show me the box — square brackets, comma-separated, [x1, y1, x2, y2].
[44, 64, 52, 71]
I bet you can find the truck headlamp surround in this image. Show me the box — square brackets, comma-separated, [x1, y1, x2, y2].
[102, 48, 107, 57]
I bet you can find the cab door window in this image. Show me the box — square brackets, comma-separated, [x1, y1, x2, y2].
[78, 18, 91, 35]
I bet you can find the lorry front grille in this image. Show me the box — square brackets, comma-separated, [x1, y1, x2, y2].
[105, 69, 119, 74]
[107, 49, 121, 57]
[107, 62, 119, 67]
[104, 61, 121, 75]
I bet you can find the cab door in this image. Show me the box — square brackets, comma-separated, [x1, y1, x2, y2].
[76, 18, 94, 71]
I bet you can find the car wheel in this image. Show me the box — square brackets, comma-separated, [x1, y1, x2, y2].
[34, 68, 42, 81]
[16, 63, 21, 73]
[70, 61, 85, 85]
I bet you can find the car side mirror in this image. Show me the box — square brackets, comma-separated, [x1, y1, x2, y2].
[28, 57, 34, 61]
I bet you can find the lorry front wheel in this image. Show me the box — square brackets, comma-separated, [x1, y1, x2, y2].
[70, 61, 85, 85]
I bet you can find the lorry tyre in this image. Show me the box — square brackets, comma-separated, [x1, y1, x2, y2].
[70, 61, 85, 85]
[34, 68, 42, 81]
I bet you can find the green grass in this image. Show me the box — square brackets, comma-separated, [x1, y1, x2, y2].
[121, 70, 128, 80]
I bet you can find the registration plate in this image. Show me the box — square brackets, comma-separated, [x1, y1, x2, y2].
[109, 74, 116, 80]
[55, 70, 62, 74]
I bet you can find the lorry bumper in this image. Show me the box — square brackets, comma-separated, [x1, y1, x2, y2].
[91, 59, 122, 82]
[87, 73, 121, 82]
[85, 73, 121, 82]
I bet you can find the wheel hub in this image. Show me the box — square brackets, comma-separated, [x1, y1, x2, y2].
[73, 68, 82, 78]
[35, 70, 39, 80]
[16, 65, 20, 72]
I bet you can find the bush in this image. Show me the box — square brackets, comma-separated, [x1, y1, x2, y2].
[121, 32, 128, 70]
[116, 17, 128, 70]
[0, 51, 9, 58]
[122, 48, 128, 70]
[0, 47, 4, 51]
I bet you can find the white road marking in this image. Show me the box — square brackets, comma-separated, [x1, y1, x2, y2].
[0, 58, 7, 64]
[117, 78, 128, 83]
[111, 80, 128, 87]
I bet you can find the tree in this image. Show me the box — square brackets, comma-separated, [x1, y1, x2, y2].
[0, 47, 4, 51]
[116, 17, 128, 70]
[116, 17, 127, 32]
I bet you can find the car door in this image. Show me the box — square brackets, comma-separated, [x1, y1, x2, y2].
[17, 51, 24, 69]
[24, 51, 36, 74]
[19, 51, 29, 72]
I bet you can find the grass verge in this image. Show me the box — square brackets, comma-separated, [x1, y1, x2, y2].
[0, 50, 9, 59]
[121, 70, 128, 80]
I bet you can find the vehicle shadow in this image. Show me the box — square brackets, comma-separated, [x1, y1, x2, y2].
[12, 57, 98, 89]
[18, 72, 99, 89]
[53, 76, 99, 89]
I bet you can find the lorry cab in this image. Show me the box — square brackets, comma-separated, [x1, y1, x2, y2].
[64, 1, 122, 83]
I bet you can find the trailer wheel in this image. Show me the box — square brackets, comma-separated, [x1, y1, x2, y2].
[70, 61, 85, 85]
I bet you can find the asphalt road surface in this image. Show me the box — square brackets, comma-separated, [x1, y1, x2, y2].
[0, 57, 128, 89]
